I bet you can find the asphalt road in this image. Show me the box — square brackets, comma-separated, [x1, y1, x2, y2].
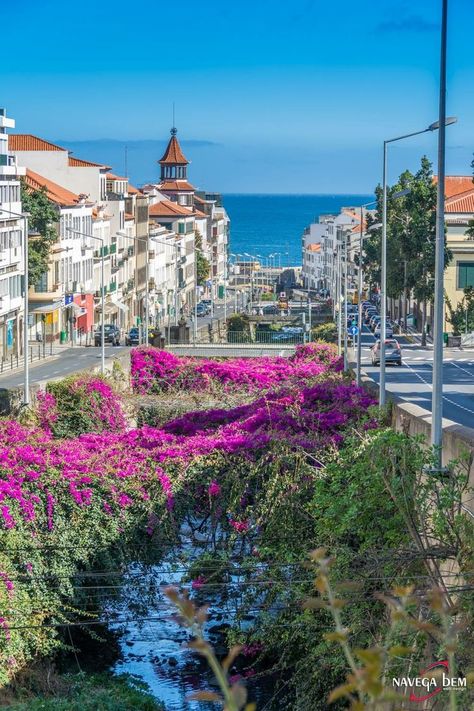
[0, 346, 130, 390]
[358, 325, 474, 429]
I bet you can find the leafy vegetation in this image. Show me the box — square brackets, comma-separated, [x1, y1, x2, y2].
[3, 673, 163, 710]
[446, 287, 474, 335]
[20, 181, 58, 288]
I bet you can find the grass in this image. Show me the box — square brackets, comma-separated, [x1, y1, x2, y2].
[2, 673, 164, 711]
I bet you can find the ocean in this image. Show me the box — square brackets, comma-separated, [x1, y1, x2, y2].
[223, 193, 373, 267]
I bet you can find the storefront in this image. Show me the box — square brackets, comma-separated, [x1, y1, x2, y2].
[30, 301, 63, 343]
[0, 310, 20, 360]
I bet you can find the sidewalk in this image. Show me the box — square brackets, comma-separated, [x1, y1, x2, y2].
[0, 343, 77, 380]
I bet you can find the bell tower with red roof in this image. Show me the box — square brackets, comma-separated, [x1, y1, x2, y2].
[157, 127, 195, 205]
[159, 127, 189, 181]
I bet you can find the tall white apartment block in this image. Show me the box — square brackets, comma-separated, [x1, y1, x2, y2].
[0, 109, 26, 359]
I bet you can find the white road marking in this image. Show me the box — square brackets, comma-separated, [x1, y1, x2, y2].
[447, 361, 474, 379]
[400, 359, 474, 418]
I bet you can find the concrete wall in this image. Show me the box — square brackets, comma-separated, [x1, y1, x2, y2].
[361, 373, 474, 505]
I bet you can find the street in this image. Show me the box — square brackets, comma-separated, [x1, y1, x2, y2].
[358, 325, 474, 429]
[0, 346, 129, 390]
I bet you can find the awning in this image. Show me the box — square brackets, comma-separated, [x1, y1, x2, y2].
[71, 303, 86, 316]
[29, 300, 63, 314]
[111, 297, 129, 313]
[94, 298, 128, 314]
[94, 301, 117, 315]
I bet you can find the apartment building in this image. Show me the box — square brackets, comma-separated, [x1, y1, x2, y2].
[0, 110, 25, 359]
[10, 135, 140, 332]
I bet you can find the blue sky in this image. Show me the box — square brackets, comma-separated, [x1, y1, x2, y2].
[2, 0, 473, 192]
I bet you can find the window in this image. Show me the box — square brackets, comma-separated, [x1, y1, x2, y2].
[35, 271, 48, 292]
[458, 262, 474, 289]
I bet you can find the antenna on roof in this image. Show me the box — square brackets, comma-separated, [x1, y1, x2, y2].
[171, 102, 177, 136]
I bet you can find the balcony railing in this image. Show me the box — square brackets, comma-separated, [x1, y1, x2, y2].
[94, 246, 109, 258]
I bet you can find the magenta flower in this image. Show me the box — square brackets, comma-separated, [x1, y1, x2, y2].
[191, 575, 207, 590]
[208, 481, 221, 497]
[229, 518, 249, 534]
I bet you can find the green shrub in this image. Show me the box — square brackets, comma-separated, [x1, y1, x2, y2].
[312, 321, 337, 343]
[3, 673, 163, 710]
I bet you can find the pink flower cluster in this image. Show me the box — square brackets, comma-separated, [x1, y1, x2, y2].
[130, 342, 342, 394]
[0, 376, 375, 535]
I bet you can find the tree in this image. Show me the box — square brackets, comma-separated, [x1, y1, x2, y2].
[363, 156, 452, 335]
[20, 181, 58, 287]
[446, 287, 474, 335]
[194, 229, 210, 286]
[465, 155, 474, 240]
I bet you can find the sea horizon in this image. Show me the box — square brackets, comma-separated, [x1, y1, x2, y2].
[223, 192, 373, 267]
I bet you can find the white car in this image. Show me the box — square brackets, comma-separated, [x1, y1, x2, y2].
[374, 322, 393, 339]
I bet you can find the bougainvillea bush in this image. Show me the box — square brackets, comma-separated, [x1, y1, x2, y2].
[130, 342, 342, 394]
[0, 347, 376, 685]
[38, 375, 126, 438]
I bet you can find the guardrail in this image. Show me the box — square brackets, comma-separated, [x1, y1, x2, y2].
[0, 345, 56, 375]
[227, 331, 305, 345]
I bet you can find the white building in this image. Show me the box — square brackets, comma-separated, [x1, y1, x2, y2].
[23, 169, 95, 343]
[301, 207, 367, 296]
[0, 109, 25, 359]
[10, 136, 140, 332]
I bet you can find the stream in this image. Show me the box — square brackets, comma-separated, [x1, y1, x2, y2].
[107, 520, 279, 710]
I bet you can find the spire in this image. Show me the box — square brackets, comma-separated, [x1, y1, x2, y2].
[158, 127, 189, 166]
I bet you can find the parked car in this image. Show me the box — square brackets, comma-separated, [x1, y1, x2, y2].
[200, 299, 212, 308]
[370, 315, 381, 331]
[262, 304, 278, 315]
[371, 338, 402, 366]
[374, 321, 394, 339]
[196, 303, 208, 317]
[94, 324, 121, 346]
[125, 327, 140, 346]
[364, 309, 377, 324]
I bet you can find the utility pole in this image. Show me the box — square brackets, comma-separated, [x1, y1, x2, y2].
[431, 0, 448, 460]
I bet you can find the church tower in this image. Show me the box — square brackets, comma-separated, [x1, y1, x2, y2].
[158, 127, 195, 206]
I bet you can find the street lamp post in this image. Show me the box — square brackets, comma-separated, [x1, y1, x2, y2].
[355, 200, 378, 386]
[118, 231, 149, 345]
[343, 228, 349, 371]
[151, 237, 183, 337]
[379, 116, 456, 407]
[67, 227, 105, 374]
[432, 0, 449, 460]
[0, 207, 30, 404]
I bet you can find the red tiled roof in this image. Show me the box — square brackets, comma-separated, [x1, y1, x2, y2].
[307, 243, 321, 252]
[69, 156, 106, 168]
[194, 194, 206, 204]
[195, 209, 208, 219]
[159, 179, 195, 191]
[149, 199, 195, 218]
[434, 175, 474, 198]
[107, 172, 128, 181]
[25, 169, 83, 207]
[9, 134, 66, 152]
[445, 188, 474, 214]
[158, 133, 189, 165]
[127, 184, 141, 195]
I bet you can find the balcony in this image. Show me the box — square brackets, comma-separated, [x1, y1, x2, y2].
[127, 246, 134, 257]
[109, 280, 117, 293]
[94, 245, 109, 259]
[109, 243, 117, 255]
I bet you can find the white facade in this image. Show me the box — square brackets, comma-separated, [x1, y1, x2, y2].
[0, 110, 25, 359]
